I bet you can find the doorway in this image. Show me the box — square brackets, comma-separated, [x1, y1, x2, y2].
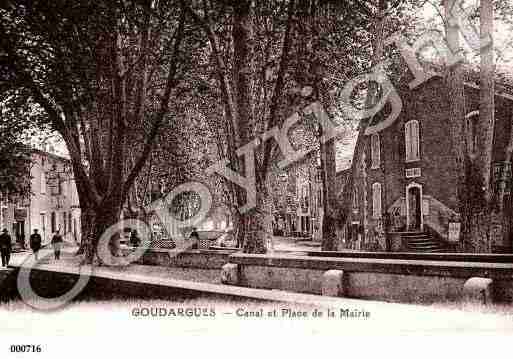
[406, 183, 423, 231]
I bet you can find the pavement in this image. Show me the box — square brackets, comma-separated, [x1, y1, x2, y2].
[8, 241, 222, 284]
[7, 236, 319, 282]
[271, 236, 321, 253]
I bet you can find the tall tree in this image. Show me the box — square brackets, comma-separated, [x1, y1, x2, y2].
[1, 0, 186, 263]
[442, 0, 469, 250]
[477, 0, 495, 204]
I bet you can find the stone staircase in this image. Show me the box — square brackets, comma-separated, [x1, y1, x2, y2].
[401, 232, 448, 253]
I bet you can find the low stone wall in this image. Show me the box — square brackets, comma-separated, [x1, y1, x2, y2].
[306, 251, 513, 263]
[136, 248, 237, 269]
[3, 264, 411, 309]
[223, 253, 513, 304]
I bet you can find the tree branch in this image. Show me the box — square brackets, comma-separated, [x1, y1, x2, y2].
[261, 0, 296, 176]
[121, 7, 186, 203]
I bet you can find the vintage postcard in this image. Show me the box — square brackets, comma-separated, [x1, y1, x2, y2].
[1, 0, 512, 357]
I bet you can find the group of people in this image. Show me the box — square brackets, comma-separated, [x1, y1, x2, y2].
[0, 228, 64, 267]
[0, 226, 205, 267]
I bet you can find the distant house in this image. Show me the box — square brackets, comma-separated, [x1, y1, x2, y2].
[266, 124, 355, 241]
[0, 149, 81, 248]
[338, 67, 513, 253]
[268, 154, 324, 240]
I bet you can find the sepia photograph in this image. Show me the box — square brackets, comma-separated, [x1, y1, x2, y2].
[1, 0, 512, 357]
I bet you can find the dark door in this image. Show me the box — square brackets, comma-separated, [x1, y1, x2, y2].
[408, 187, 421, 231]
[51, 212, 56, 233]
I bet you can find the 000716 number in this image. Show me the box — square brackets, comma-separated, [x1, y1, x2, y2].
[10, 345, 42, 353]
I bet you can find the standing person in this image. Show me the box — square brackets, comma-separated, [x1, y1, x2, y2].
[30, 229, 42, 260]
[189, 227, 203, 249]
[189, 227, 199, 241]
[0, 229, 12, 267]
[129, 229, 140, 247]
[51, 230, 63, 260]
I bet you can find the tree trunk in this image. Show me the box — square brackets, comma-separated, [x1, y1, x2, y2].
[242, 180, 269, 254]
[82, 204, 122, 264]
[477, 0, 495, 204]
[461, 0, 496, 253]
[234, 210, 246, 248]
[320, 136, 338, 251]
[75, 207, 93, 256]
[443, 0, 468, 251]
[346, 0, 386, 250]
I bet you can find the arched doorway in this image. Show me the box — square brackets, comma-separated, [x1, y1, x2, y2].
[406, 182, 423, 231]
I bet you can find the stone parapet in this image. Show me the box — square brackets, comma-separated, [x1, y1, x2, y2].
[226, 253, 513, 304]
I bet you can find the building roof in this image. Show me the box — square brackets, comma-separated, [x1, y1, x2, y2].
[31, 148, 71, 164]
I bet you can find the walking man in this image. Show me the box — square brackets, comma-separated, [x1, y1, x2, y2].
[30, 229, 42, 260]
[51, 230, 63, 260]
[129, 229, 141, 247]
[0, 228, 12, 267]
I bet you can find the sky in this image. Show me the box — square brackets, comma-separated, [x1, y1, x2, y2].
[419, 0, 513, 66]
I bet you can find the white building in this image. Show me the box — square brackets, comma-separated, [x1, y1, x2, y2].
[0, 149, 81, 247]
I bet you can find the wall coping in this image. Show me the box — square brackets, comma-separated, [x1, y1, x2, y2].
[5, 263, 426, 310]
[139, 248, 238, 255]
[229, 253, 513, 279]
[306, 251, 513, 263]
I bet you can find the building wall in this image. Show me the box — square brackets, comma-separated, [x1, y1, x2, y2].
[268, 154, 324, 239]
[0, 150, 81, 247]
[343, 75, 513, 252]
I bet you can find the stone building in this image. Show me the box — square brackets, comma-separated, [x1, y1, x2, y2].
[268, 155, 324, 241]
[339, 67, 513, 253]
[0, 149, 81, 248]
[267, 117, 356, 242]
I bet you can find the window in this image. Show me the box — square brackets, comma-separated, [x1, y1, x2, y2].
[68, 212, 72, 233]
[40, 213, 46, 235]
[371, 133, 380, 168]
[63, 212, 67, 234]
[466, 111, 479, 156]
[372, 182, 382, 219]
[352, 186, 359, 210]
[51, 212, 56, 233]
[405, 120, 420, 162]
[50, 176, 62, 196]
[40, 171, 46, 195]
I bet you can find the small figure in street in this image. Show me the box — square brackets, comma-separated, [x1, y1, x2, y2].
[189, 227, 199, 241]
[129, 229, 141, 247]
[51, 230, 63, 260]
[30, 229, 42, 260]
[0, 228, 12, 267]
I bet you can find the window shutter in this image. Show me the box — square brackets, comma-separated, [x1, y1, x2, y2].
[41, 172, 46, 194]
[405, 121, 420, 161]
[371, 134, 380, 168]
[405, 122, 411, 161]
[372, 183, 382, 219]
[412, 121, 419, 160]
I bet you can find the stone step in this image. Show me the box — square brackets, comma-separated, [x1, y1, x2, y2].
[401, 232, 448, 253]
[408, 238, 434, 243]
[400, 232, 428, 237]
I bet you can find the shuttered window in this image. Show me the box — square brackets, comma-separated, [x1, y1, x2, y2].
[40, 171, 46, 195]
[352, 186, 358, 210]
[371, 133, 380, 168]
[372, 182, 382, 219]
[405, 120, 420, 161]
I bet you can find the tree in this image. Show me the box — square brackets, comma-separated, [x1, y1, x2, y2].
[185, 0, 387, 253]
[477, 0, 495, 204]
[0, 118, 32, 199]
[1, 0, 186, 263]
